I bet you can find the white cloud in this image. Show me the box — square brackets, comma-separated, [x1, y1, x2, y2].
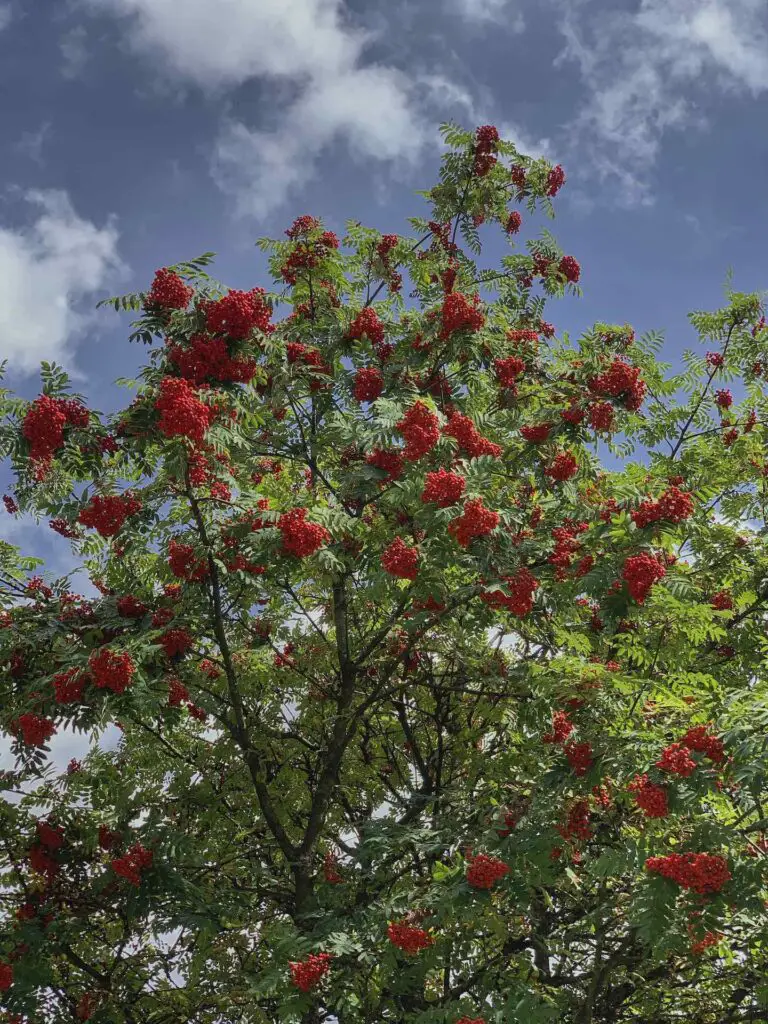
[60, 26, 90, 79]
[13, 122, 52, 165]
[0, 4, 12, 32]
[556, 0, 768, 203]
[452, 0, 525, 29]
[84, 0, 522, 217]
[0, 190, 124, 374]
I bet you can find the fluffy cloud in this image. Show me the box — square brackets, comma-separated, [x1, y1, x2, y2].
[0, 4, 11, 32]
[0, 190, 124, 374]
[556, 0, 768, 202]
[82, 0, 484, 216]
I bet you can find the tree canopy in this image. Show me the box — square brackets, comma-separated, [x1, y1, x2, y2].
[1, 122, 768, 1024]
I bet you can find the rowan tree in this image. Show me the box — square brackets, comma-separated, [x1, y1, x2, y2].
[1, 122, 768, 1024]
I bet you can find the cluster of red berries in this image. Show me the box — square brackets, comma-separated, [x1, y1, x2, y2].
[444, 412, 502, 458]
[545, 451, 579, 482]
[397, 402, 441, 461]
[155, 377, 214, 444]
[546, 164, 566, 196]
[387, 920, 434, 954]
[3, 494, 18, 514]
[348, 307, 385, 348]
[549, 522, 588, 574]
[628, 774, 669, 818]
[116, 595, 149, 618]
[323, 851, 343, 883]
[159, 628, 194, 659]
[622, 553, 666, 604]
[201, 287, 272, 340]
[168, 334, 257, 385]
[466, 853, 509, 889]
[78, 493, 142, 538]
[557, 798, 592, 841]
[679, 725, 725, 765]
[382, 537, 420, 580]
[543, 710, 574, 744]
[144, 268, 194, 311]
[50, 517, 80, 538]
[690, 929, 721, 955]
[375, 233, 402, 293]
[480, 567, 539, 616]
[494, 355, 525, 389]
[631, 486, 694, 528]
[278, 507, 331, 558]
[645, 852, 731, 894]
[89, 648, 136, 694]
[655, 742, 697, 777]
[587, 401, 615, 431]
[559, 255, 581, 284]
[366, 448, 404, 482]
[167, 677, 190, 707]
[714, 389, 733, 410]
[0, 963, 13, 991]
[449, 498, 500, 547]
[710, 590, 734, 611]
[564, 741, 594, 776]
[52, 666, 87, 704]
[440, 292, 485, 339]
[12, 713, 56, 747]
[289, 952, 333, 991]
[23, 394, 89, 476]
[353, 366, 384, 403]
[111, 842, 153, 886]
[280, 231, 339, 285]
[168, 539, 209, 582]
[705, 352, 724, 369]
[521, 422, 551, 443]
[505, 211, 522, 234]
[421, 468, 466, 507]
[589, 359, 646, 411]
[473, 124, 499, 177]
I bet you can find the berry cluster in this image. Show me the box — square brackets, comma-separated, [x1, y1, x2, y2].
[116, 595, 149, 619]
[505, 211, 522, 234]
[396, 402, 441, 461]
[714, 389, 733, 410]
[480, 568, 539, 616]
[144, 268, 194, 311]
[168, 539, 209, 582]
[589, 359, 646, 411]
[387, 921, 434, 954]
[278, 508, 331, 558]
[23, 394, 89, 476]
[520, 423, 551, 443]
[89, 648, 136, 694]
[12, 713, 56, 747]
[440, 292, 485, 339]
[444, 412, 502, 458]
[631, 486, 694, 528]
[710, 590, 734, 611]
[545, 451, 579, 482]
[546, 164, 566, 196]
[52, 667, 87, 704]
[366, 448, 404, 482]
[202, 288, 272, 340]
[494, 355, 525, 389]
[155, 377, 214, 444]
[0, 963, 13, 992]
[564, 741, 594, 776]
[679, 725, 725, 765]
[159, 628, 194, 659]
[289, 953, 333, 992]
[645, 852, 731, 894]
[628, 774, 669, 818]
[381, 537, 420, 580]
[3, 494, 18, 514]
[449, 498, 499, 547]
[559, 255, 581, 284]
[473, 124, 499, 177]
[587, 401, 615, 431]
[348, 307, 385, 348]
[557, 798, 592, 841]
[323, 851, 343, 884]
[421, 468, 466, 507]
[543, 710, 574, 744]
[111, 843, 153, 886]
[353, 366, 384, 403]
[466, 853, 509, 889]
[78, 494, 142, 538]
[168, 334, 257, 385]
[622, 553, 666, 604]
